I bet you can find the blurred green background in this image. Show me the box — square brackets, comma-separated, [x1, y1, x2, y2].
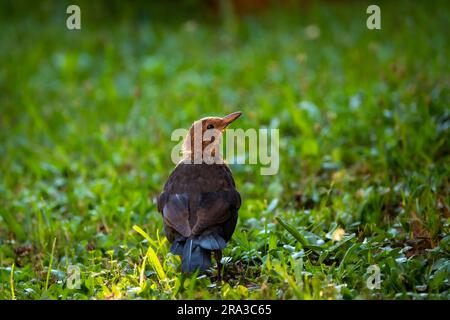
[0, 0, 449, 299]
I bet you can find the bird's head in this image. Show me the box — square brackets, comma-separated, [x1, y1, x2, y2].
[182, 111, 242, 163]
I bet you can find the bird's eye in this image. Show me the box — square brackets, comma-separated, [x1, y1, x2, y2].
[207, 124, 214, 129]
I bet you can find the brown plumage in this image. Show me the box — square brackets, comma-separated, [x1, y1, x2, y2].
[157, 112, 242, 276]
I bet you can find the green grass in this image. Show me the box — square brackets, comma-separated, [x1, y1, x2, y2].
[0, 0, 449, 300]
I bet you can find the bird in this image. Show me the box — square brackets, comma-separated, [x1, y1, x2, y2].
[157, 112, 242, 278]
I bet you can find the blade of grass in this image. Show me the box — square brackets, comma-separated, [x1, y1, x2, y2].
[319, 234, 356, 264]
[146, 246, 167, 281]
[133, 225, 158, 248]
[10, 263, 15, 300]
[139, 254, 148, 289]
[133, 225, 151, 241]
[133, 225, 167, 281]
[338, 242, 360, 273]
[45, 237, 57, 291]
[276, 217, 323, 251]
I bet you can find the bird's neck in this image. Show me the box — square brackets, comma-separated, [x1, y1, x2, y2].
[181, 140, 224, 164]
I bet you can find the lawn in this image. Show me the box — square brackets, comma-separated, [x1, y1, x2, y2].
[0, 0, 449, 300]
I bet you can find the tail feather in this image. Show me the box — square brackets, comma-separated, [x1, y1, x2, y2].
[198, 233, 226, 250]
[181, 238, 211, 273]
[182, 238, 193, 271]
[170, 238, 186, 255]
[170, 233, 227, 273]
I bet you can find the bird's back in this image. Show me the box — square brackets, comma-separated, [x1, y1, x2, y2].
[162, 162, 237, 193]
[157, 162, 241, 242]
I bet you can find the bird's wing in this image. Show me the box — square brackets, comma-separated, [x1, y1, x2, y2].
[159, 163, 241, 241]
[157, 191, 168, 214]
[192, 189, 240, 236]
[161, 193, 192, 238]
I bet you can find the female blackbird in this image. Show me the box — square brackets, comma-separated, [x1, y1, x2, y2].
[157, 112, 242, 276]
